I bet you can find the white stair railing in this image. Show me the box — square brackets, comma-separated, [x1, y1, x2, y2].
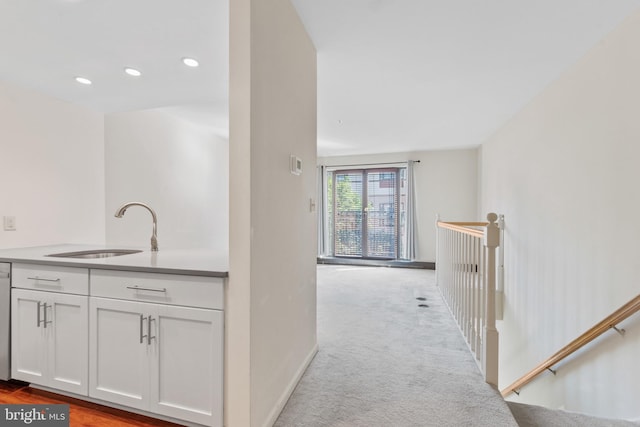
[436, 213, 500, 387]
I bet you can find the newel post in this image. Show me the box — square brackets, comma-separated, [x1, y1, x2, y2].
[483, 212, 500, 386]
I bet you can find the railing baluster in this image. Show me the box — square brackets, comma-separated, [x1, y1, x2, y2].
[465, 236, 470, 348]
[467, 233, 472, 342]
[462, 233, 466, 338]
[453, 228, 458, 318]
[472, 236, 477, 344]
[474, 236, 482, 356]
[479, 238, 485, 361]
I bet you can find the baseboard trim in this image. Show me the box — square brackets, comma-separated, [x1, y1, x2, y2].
[262, 343, 319, 427]
[318, 257, 434, 269]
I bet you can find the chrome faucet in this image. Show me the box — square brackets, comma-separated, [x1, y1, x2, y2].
[114, 202, 159, 251]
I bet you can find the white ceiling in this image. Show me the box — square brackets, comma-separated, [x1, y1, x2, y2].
[0, 0, 229, 135]
[1, 1, 639, 157]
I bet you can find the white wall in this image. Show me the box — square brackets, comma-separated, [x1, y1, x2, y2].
[104, 109, 228, 252]
[0, 81, 105, 249]
[480, 9, 640, 420]
[319, 148, 478, 262]
[229, 0, 317, 426]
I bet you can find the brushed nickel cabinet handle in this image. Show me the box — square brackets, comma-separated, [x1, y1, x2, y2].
[126, 285, 166, 293]
[28, 276, 61, 283]
[147, 316, 156, 345]
[36, 302, 51, 327]
[139, 314, 148, 344]
[43, 302, 51, 328]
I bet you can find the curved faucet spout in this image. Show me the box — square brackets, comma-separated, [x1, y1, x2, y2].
[114, 202, 159, 251]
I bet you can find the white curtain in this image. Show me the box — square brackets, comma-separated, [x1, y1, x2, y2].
[317, 165, 327, 257]
[402, 160, 418, 260]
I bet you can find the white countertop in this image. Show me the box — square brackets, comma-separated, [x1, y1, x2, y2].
[0, 244, 228, 277]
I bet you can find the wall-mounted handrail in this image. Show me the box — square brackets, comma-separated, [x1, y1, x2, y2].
[436, 213, 500, 386]
[501, 293, 640, 397]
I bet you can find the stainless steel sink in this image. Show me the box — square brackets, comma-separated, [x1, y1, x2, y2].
[46, 249, 143, 259]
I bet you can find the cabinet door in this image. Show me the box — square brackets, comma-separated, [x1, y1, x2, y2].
[149, 304, 224, 427]
[12, 289, 88, 394]
[89, 297, 149, 410]
[47, 293, 88, 395]
[11, 289, 47, 384]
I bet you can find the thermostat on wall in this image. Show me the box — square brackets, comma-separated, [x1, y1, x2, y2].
[290, 155, 302, 175]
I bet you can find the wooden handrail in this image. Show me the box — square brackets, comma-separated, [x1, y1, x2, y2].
[437, 221, 488, 238]
[501, 293, 640, 397]
[445, 221, 490, 227]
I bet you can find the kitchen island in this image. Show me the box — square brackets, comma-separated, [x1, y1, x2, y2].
[0, 244, 227, 427]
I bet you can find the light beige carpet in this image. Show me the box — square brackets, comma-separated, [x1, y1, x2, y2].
[274, 265, 518, 427]
[508, 402, 640, 427]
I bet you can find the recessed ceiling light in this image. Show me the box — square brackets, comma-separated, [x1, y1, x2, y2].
[182, 57, 199, 67]
[124, 67, 142, 77]
[75, 76, 92, 85]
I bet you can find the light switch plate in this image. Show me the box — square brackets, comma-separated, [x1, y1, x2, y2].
[3, 216, 16, 231]
[290, 155, 302, 175]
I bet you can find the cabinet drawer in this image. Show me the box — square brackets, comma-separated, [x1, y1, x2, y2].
[90, 269, 224, 310]
[12, 263, 89, 295]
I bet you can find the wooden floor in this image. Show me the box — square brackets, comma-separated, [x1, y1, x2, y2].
[0, 380, 184, 426]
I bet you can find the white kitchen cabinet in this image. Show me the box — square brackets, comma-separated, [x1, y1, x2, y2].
[89, 270, 224, 427]
[88, 297, 150, 409]
[2, 248, 227, 427]
[11, 288, 89, 395]
[149, 303, 223, 425]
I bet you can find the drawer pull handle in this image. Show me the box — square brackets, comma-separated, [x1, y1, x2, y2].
[127, 285, 167, 293]
[28, 276, 61, 283]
